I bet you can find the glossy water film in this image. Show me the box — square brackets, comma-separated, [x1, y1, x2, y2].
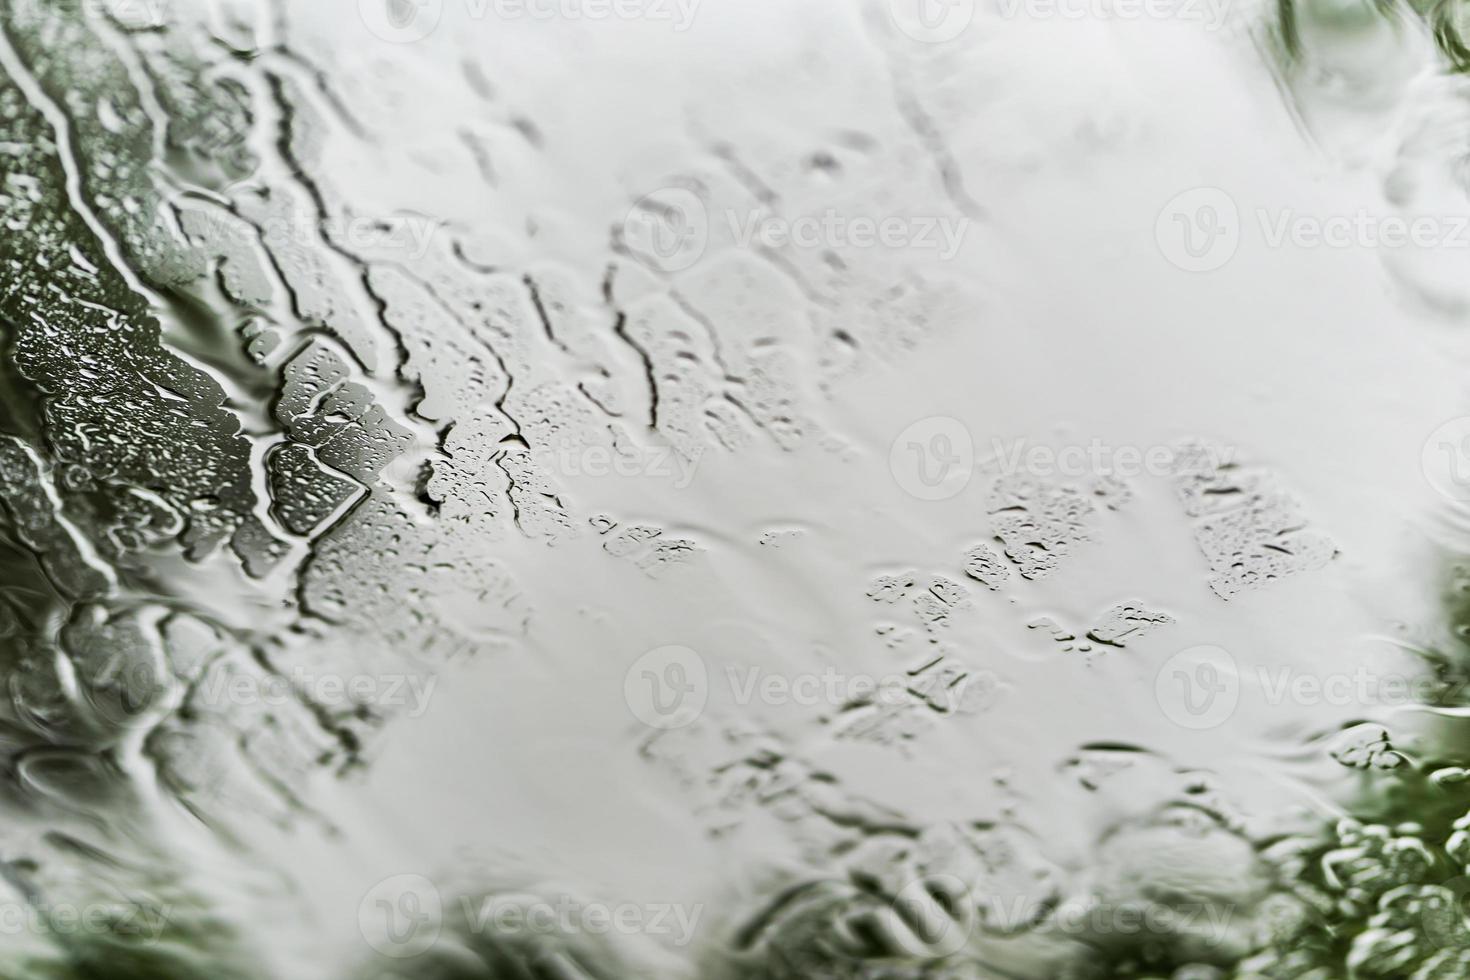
[2, 0, 1470, 977]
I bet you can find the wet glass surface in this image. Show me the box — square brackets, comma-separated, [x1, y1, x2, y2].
[4, 0, 1470, 977]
